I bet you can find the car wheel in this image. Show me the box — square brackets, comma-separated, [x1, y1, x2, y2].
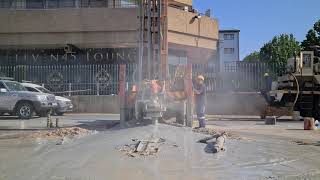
[56, 112, 64, 116]
[16, 102, 34, 119]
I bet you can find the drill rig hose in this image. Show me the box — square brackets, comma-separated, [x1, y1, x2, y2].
[289, 73, 300, 110]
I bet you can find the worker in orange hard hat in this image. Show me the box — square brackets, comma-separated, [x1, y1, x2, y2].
[194, 75, 206, 128]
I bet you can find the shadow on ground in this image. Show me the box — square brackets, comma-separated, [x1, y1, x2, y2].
[294, 140, 320, 146]
[76, 120, 119, 131]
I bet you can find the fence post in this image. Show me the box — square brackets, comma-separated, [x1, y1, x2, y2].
[119, 64, 126, 128]
[185, 64, 193, 127]
[68, 83, 72, 97]
[96, 83, 100, 96]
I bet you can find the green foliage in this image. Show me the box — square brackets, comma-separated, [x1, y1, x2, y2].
[260, 34, 300, 63]
[243, 51, 260, 62]
[301, 19, 320, 50]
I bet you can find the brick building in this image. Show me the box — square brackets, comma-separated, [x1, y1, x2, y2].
[0, 0, 219, 65]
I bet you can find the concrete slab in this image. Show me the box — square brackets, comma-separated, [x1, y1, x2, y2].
[0, 114, 319, 180]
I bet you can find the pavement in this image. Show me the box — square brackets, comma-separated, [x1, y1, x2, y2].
[0, 114, 320, 180]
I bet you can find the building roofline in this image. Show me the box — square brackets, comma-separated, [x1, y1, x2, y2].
[219, 29, 240, 33]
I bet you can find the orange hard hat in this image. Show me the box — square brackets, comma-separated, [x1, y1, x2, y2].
[197, 75, 205, 81]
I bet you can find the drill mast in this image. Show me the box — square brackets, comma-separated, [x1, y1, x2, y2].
[138, 0, 168, 82]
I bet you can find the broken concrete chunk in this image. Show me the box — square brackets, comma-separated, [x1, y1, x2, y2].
[135, 141, 148, 152]
[118, 136, 166, 157]
[198, 133, 227, 153]
[213, 133, 227, 153]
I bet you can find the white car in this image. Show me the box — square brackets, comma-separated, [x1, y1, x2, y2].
[21, 83, 73, 116]
[0, 80, 57, 119]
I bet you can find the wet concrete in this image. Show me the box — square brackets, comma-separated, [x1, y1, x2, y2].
[0, 115, 320, 180]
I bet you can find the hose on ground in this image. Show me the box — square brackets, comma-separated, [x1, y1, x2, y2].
[289, 73, 300, 110]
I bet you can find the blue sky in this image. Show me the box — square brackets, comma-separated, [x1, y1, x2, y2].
[193, 0, 320, 59]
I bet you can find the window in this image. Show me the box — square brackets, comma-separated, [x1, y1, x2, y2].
[0, 0, 12, 8]
[224, 34, 234, 40]
[25, 87, 39, 92]
[46, 0, 75, 8]
[81, 0, 108, 7]
[0, 82, 6, 89]
[59, 0, 75, 7]
[90, 0, 108, 7]
[47, 0, 59, 8]
[120, 0, 137, 7]
[224, 48, 234, 54]
[3, 82, 27, 91]
[14, 0, 26, 8]
[26, 0, 44, 9]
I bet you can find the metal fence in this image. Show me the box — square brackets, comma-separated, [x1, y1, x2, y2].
[0, 61, 287, 95]
[220, 61, 286, 92]
[0, 64, 136, 96]
[0, 0, 137, 9]
[192, 62, 285, 92]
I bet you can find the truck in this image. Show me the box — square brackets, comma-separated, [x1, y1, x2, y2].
[263, 46, 320, 120]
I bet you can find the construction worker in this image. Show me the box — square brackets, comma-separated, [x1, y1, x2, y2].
[264, 72, 272, 92]
[194, 75, 206, 128]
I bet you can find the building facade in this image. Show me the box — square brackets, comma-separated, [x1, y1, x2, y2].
[219, 29, 240, 71]
[0, 0, 219, 66]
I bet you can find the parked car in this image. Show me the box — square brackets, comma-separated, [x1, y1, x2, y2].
[0, 80, 57, 119]
[21, 83, 73, 116]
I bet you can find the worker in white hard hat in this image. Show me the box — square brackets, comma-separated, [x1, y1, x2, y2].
[194, 75, 206, 128]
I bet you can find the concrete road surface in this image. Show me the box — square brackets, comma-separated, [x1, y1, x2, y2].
[0, 114, 320, 180]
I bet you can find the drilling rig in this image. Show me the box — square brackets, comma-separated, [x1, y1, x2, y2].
[134, 0, 168, 123]
[262, 46, 320, 120]
[120, 0, 193, 126]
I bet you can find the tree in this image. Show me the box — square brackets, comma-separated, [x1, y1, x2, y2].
[243, 51, 260, 62]
[301, 19, 320, 50]
[260, 34, 300, 63]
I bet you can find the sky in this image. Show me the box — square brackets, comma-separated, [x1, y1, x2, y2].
[193, 0, 320, 60]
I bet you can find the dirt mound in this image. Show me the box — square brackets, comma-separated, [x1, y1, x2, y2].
[29, 127, 94, 139]
[192, 128, 246, 140]
[263, 106, 292, 117]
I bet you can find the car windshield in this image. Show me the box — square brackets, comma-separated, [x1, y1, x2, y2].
[36, 87, 52, 94]
[5, 82, 27, 91]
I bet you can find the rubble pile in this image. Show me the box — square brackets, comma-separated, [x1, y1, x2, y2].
[29, 127, 95, 139]
[263, 106, 292, 117]
[193, 128, 243, 140]
[118, 137, 166, 157]
[192, 127, 218, 135]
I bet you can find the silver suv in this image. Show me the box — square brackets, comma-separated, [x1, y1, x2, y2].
[0, 80, 57, 119]
[21, 83, 73, 116]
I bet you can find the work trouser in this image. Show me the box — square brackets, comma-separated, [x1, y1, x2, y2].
[196, 103, 206, 128]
